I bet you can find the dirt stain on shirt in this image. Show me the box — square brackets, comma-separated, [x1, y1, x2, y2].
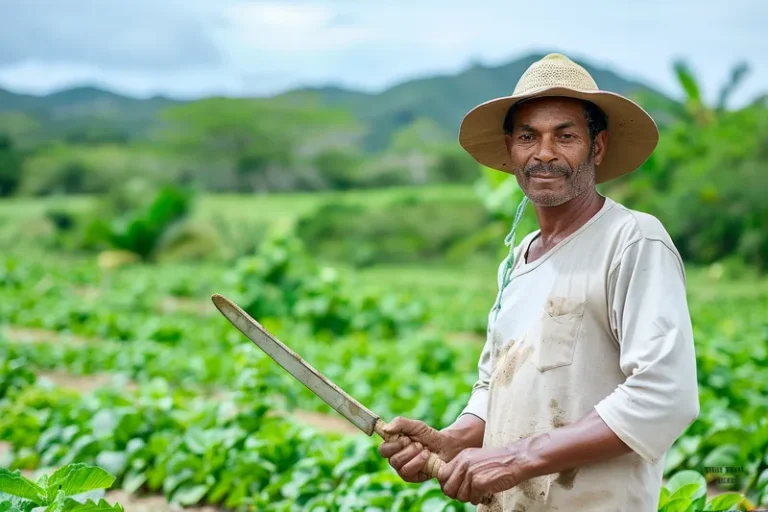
[555, 468, 579, 490]
[518, 480, 538, 501]
[477, 495, 502, 512]
[493, 343, 534, 387]
[549, 398, 567, 429]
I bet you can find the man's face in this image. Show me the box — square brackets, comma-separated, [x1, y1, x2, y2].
[504, 97, 606, 207]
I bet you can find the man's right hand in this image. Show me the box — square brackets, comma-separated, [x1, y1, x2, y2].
[378, 415, 485, 483]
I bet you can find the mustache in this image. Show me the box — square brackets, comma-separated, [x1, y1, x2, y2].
[524, 163, 571, 177]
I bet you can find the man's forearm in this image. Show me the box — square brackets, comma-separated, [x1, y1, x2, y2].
[514, 409, 633, 480]
[443, 414, 486, 452]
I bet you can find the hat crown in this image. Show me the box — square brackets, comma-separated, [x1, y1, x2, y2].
[513, 53, 599, 95]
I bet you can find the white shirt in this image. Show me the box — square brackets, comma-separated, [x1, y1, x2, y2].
[461, 197, 700, 512]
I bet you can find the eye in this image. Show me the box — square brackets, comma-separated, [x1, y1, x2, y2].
[518, 133, 534, 142]
[559, 133, 575, 140]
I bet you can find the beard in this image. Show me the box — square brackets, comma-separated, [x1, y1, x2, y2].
[513, 150, 597, 207]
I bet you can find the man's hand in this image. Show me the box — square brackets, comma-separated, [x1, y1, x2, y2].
[378, 415, 484, 483]
[437, 446, 526, 505]
[432, 410, 634, 504]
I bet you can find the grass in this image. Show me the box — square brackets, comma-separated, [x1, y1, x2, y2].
[194, 184, 479, 227]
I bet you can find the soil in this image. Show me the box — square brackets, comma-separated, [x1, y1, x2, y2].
[73, 286, 213, 317]
[290, 409, 362, 435]
[31, 367, 359, 436]
[36, 371, 136, 393]
[104, 491, 223, 512]
[159, 296, 214, 316]
[2, 326, 91, 345]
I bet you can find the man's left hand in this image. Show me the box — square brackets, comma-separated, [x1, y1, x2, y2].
[436, 446, 527, 504]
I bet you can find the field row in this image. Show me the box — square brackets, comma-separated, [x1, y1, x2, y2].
[1, 247, 767, 509]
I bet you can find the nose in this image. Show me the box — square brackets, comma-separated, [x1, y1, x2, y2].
[533, 136, 558, 164]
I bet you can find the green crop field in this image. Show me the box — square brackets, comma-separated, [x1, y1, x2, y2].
[1, 191, 767, 511]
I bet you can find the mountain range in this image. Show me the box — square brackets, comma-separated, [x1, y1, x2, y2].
[0, 52, 674, 151]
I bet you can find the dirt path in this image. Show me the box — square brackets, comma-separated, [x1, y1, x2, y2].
[104, 491, 223, 512]
[73, 286, 213, 317]
[288, 409, 361, 435]
[35, 371, 137, 393]
[32, 366, 360, 437]
[2, 326, 92, 345]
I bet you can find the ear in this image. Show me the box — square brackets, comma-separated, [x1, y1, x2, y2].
[504, 133, 514, 155]
[503, 134, 520, 175]
[592, 130, 608, 167]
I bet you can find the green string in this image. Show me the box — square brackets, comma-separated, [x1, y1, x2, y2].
[491, 195, 529, 321]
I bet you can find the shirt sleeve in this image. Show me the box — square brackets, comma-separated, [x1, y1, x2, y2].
[594, 237, 700, 465]
[458, 256, 510, 423]
[459, 335, 492, 422]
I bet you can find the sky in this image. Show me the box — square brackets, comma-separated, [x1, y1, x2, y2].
[0, 0, 765, 108]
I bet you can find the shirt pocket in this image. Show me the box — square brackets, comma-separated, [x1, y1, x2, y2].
[536, 296, 586, 372]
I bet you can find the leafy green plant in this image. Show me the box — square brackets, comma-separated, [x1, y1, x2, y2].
[107, 186, 193, 261]
[294, 195, 491, 267]
[1, 248, 767, 508]
[659, 471, 747, 512]
[0, 464, 122, 511]
[227, 229, 428, 338]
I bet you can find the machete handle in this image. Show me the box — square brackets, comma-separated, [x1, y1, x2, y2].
[373, 420, 494, 506]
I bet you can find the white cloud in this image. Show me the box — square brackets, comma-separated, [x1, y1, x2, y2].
[0, 0, 764, 107]
[219, 2, 372, 52]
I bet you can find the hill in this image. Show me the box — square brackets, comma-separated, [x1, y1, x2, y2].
[0, 52, 673, 150]
[0, 86, 179, 144]
[277, 51, 674, 150]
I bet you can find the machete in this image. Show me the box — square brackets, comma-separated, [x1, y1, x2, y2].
[211, 293, 493, 504]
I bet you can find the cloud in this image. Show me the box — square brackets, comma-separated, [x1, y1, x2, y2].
[0, 0, 223, 70]
[0, 0, 763, 106]
[218, 2, 372, 53]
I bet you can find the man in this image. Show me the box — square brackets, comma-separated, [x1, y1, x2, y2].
[378, 53, 700, 511]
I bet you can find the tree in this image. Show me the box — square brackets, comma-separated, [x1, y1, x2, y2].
[605, 60, 768, 271]
[0, 135, 23, 196]
[154, 97, 355, 192]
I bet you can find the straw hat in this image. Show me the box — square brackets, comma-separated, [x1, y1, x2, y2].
[458, 53, 659, 184]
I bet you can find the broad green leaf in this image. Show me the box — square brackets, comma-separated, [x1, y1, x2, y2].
[41, 489, 66, 512]
[223, 480, 248, 509]
[94, 453, 126, 478]
[664, 447, 686, 473]
[0, 469, 45, 504]
[670, 483, 703, 500]
[703, 492, 744, 510]
[660, 497, 692, 512]
[59, 498, 123, 511]
[666, 471, 707, 503]
[701, 444, 741, 468]
[757, 468, 768, 491]
[170, 484, 208, 506]
[0, 494, 31, 512]
[658, 487, 671, 508]
[183, 429, 210, 456]
[90, 411, 119, 441]
[206, 474, 234, 504]
[45, 465, 114, 501]
[119, 472, 145, 495]
[161, 470, 193, 496]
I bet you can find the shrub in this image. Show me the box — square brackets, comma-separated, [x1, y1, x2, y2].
[294, 196, 490, 267]
[225, 230, 428, 338]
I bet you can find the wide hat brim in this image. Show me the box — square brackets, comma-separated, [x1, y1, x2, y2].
[458, 86, 659, 184]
